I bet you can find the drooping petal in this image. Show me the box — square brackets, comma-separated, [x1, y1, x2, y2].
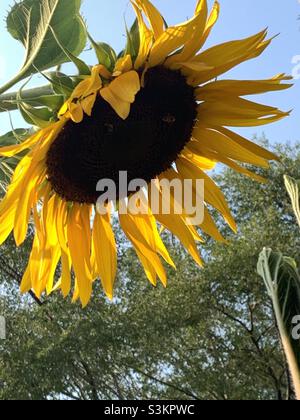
[149, 175, 203, 267]
[92, 211, 117, 300]
[60, 249, 72, 298]
[119, 204, 168, 286]
[81, 93, 97, 117]
[216, 127, 279, 162]
[0, 119, 66, 158]
[149, 7, 211, 68]
[0, 156, 33, 245]
[176, 157, 237, 232]
[166, 0, 208, 66]
[68, 102, 84, 123]
[191, 127, 270, 168]
[196, 97, 290, 127]
[114, 55, 133, 76]
[13, 161, 46, 246]
[100, 71, 140, 119]
[198, 0, 220, 49]
[67, 204, 93, 307]
[201, 207, 226, 243]
[195, 74, 293, 100]
[133, 0, 165, 40]
[131, 1, 153, 69]
[181, 147, 216, 170]
[186, 29, 270, 85]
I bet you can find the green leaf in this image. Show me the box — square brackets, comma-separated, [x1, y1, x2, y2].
[0, 85, 55, 112]
[0, 129, 32, 147]
[258, 248, 300, 398]
[15, 81, 55, 127]
[284, 175, 300, 229]
[1, 95, 64, 114]
[49, 26, 91, 76]
[0, 0, 87, 95]
[18, 101, 54, 128]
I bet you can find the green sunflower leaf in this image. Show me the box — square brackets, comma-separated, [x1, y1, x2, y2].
[0, 94, 64, 114]
[284, 175, 300, 229]
[0, 0, 87, 95]
[257, 248, 300, 397]
[0, 129, 32, 147]
[18, 101, 54, 128]
[0, 85, 55, 112]
[49, 26, 91, 76]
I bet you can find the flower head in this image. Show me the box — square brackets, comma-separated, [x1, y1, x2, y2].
[0, 0, 292, 306]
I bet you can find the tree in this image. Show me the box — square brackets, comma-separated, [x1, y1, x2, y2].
[0, 140, 299, 400]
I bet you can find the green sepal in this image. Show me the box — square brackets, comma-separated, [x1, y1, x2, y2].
[88, 33, 117, 72]
[124, 18, 140, 60]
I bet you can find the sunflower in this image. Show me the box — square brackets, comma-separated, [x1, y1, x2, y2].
[0, 0, 291, 306]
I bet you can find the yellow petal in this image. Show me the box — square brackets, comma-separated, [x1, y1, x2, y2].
[0, 120, 65, 158]
[201, 207, 226, 242]
[14, 161, 46, 246]
[149, 176, 203, 267]
[186, 29, 270, 85]
[133, 0, 165, 40]
[131, 1, 153, 69]
[72, 280, 80, 303]
[181, 146, 216, 170]
[55, 197, 68, 252]
[191, 127, 270, 168]
[67, 204, 93, 307]
[176, 157, 237, 232]
[100, 71, 140, 119]
[196, 74, 292, 100]
[45, 246, 61, 295]
[71, 78, 94, 100]
[217, 127, 279, 162]
[20, 265, 32, 294]
[60, 249, 72, 298]
[199, 0, 220, 49]
[69, 102, 84, 123]
[0, 154, 35, 246]
[119, 209, 168, 286]
[81, 93, 97, 117]
[87, 66, 103, 91]
[92, 211, 117, 300]
[113, 55, 133, 76]
[197, 97, 290, 127]
[166, 0, 208, 66]
[136, 250, 158, 286]
[100, 87, 131, 120]
[149, 9, 208, 68]
[108, 71, 141, 103]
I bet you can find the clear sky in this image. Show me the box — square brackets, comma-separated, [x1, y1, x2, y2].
[0, 0, 299, 145]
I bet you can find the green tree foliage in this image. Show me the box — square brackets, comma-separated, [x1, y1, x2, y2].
[0, 141, 299, 400]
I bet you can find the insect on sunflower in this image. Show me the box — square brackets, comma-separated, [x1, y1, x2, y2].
[0, 0, 292, 306]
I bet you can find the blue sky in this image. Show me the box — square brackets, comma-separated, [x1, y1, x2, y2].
[0, 0, 299, 145]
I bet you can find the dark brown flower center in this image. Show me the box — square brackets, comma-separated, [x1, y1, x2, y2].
[46, 66, 197, 204]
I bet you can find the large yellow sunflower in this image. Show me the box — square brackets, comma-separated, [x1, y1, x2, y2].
[0, 0, 291, 306]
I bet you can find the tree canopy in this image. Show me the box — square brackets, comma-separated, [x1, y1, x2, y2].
[0, 140, 299, 400]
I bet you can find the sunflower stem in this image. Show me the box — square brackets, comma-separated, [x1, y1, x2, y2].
[0, 85, 54, 112]
[273, 293, 300, 400]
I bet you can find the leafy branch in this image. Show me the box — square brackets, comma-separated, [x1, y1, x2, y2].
[0, 0, 86, 95]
